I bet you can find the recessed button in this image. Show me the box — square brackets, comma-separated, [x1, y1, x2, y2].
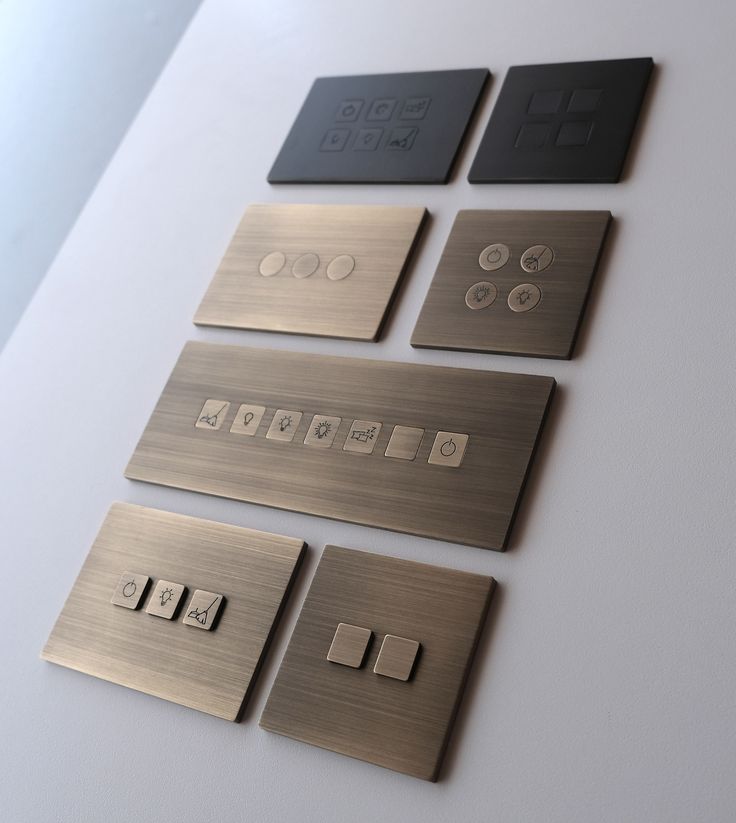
[195, 399, 230, 430]
[111, 572, 150, 610]
[520, 245, 554, 273]
[385, 426, 424, 460]
[343, 420, 382, 454]
[182, 590, 224, 631]
[304, 415, 341, 448]
[373, 635, 420, 681]
[428, 432, 469, 468]
[266, 409, 303, 442]
[465, 281, 497, 310]
[326, 254, 355, 281]
[508, 283, 542, 313]
[259, 251, 286, 277]
[327, 623, 372, 668]
[292, 253, 320, 278]
[229, 404, 266, 436]
[146, 580, 186, 619]
[478, 243, 510, 271]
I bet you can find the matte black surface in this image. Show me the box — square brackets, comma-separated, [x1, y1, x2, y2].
[468, 58, 653, 183]
[268, 69, 489, 184]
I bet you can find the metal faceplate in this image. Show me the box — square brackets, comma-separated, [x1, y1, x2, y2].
[41, 503, 305, 721]
[412, 210, 612, 359]
[125, 342, 555, 550]
[260, 545, 495, 781]
[194, 204, 427, 341]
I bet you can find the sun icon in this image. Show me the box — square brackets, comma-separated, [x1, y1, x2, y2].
[314, 421, 332, 439]
[473, 285, 491, 303]
[159, 587, 174, 606]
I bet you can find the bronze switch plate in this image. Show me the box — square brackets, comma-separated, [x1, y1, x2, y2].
[125, 342, 555, 550]
[194, 203, 427, 341]
[412, 210, 612, 359]
[41, 503, 305, 721]
[260, 545, 496, 781]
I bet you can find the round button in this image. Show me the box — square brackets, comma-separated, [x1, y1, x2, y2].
[508, 283, 542, 313]
[520, 244, 554, 273]
[326, 254, 355, 281]
[292, 253, 320, 278]
[259, 251, 286, 277]
[478, 243, 510, 271]
[465, 281, 497, 310]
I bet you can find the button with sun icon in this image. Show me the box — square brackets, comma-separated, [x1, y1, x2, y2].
[145, 579, 187, 620]
[465, 281, 498, 310]
[304, 414, 342, 448]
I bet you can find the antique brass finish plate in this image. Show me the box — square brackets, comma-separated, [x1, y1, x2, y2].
[41, 503, 305, 721]
[260, 545, 495, 781]
[194, 204, 426, 341]
[412, 210, 612, 359]
[125, 342, 555, 550]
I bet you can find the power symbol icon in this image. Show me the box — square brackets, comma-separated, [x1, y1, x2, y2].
[440, 438, 457, 457]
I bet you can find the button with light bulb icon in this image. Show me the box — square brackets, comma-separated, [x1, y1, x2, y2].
[146, 579, 187, 620]
[508, 283, 542, 313]
[428, 431, 469, 468]
[465, 280, 497, 310]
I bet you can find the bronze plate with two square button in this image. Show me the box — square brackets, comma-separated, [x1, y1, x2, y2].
[411, 210, 612, 359]
[260, 545, 495, 781]
[41, 503, 305, 721]
[125, 342, 555, 550]
[194, 203, 427, 341]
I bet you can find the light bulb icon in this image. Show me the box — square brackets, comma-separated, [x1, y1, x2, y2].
[243, 411, 254, 425]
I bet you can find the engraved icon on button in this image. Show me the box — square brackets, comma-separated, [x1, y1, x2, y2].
[182, 590, 224, 631]
[111, 572, 150, 610]
[320, 129, 349, 152]
[373, 634, 420, 681]
[266, 409, 303, 442]
[304, 415, 341, 448]
[336, 99, 363, 122]
[385, 426, 424, 460]
[366, 98, 396, 121]
[195, 399, 230, 430]
[327, 623, 372, 668]
[400, 96, 431, 120]
[428, 431, 469, 468]
[386, 127, 418, 151]
[292, 253, 320, 278]
[465, 281, 497, 310]
[343, 420, 382, 454]
[146, 580, 186, 620]
[259, 251, 286, 277]
[508, 283, 542, 313]
[230, 404, 266, 436]
[353, 128, 382, 151]
[478, 243, 510, 271]
[520, 244, 554, 273]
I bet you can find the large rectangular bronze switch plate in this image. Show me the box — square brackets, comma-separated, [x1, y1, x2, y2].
[125, 342, 555, 550]
[260, 545, 496, 781]
[194, 203, 427, 341]
[41, 503, 305, 721]
[412, 210, 612, 359]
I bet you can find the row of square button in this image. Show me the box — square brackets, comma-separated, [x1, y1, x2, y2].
[327, 622, 420, 682]
[320, 126, 418, 153]
[195, 399, 469, 468]
[335, 96, 431, 122]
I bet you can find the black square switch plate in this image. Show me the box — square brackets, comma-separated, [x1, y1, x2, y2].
[468, 58, 653, 183]
[268, 69, 489, 184]
[411, 210, 612, 359]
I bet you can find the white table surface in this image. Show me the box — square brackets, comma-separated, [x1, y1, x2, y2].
[2, 1, 734, 821]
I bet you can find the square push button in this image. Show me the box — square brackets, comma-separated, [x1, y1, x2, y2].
[343, 420, 382, 454]
[111, 572, 150, 610]
[145, 580, 186, 619]
[195, 399, 230, 430]
[182, 590, 224, 631]
[266, 409, 303, 442]
[304, 415, 341, 448]
[320, 128, 350, 152]
[335, 99, 363, 122]
[229, 404, 266, 436]
[428, 432, 468, 468]
[556, 120, 593, 147]
[374, 634, 420, 681]
[327, 623, 372, 668]
[385, 426, 424, 460]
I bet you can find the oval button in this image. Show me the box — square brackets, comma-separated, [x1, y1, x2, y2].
[465, 281, 497, 310]
[259, 251, 286, 277]
[478, 243, 510, 272]
[508, 283, 542, 313]
[520, 245, 554, 273]
[326, 254, 355, 281]
[292, 253, 320, 278]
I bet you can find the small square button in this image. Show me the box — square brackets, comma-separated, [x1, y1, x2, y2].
[327, 623, 372, 668]
[111, 572, 150, 610]
[386, 127, 418, 151]
[515, 122, 550, 149]
[556, 120, 593, 146]
[335, 99, 363, 122]
[229, 404, 265, 436]
[304, 415, 341, 448]
[428, 432, 469, 468]
[343, 420, 382, 454]
[266, 409, 303, 442]
[195, 399, 230, 430]
[567, 88, 602, 112]
[528, 89, 564, 114]
[374, 634, 420, 681]
[320, 128, 350, 152]
[182, 590, 224, 631]
[366, 98, 396, 121]
[385, 426, 424, 460]
[145, 580, 186, 619]
[400, 96, 431, 120]
[353, 128, 382, 151]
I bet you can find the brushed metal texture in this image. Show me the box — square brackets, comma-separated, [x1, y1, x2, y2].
[41, 503, 305, 721]
[412, 209, 612, 359]
[194, 204, 427, 341]
[125, 342, 555, 550]
[260, 545, 496, 781]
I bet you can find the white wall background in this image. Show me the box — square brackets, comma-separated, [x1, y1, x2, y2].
[1, 1, 735, 822]
[0, 0, 202, 350]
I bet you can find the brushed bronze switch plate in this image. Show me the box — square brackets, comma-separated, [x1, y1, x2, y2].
[125, 342, 555, 550]
[412, 210, 612, 359]
[194, 204, 427, 341]
[260, 545, 495, 781]
[41, 503, 305, 721]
